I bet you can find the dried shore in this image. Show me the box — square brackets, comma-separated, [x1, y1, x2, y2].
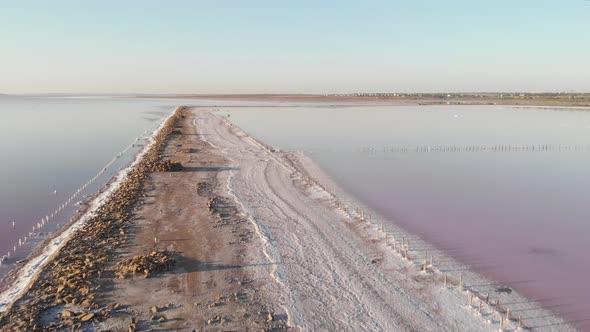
[0, 107, 580, 332]
[136, 93, 590, 108]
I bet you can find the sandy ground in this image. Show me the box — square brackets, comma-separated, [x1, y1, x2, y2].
[95, 111, 287, 331]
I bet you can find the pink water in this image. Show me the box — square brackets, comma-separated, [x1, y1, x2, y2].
[228, 105, 590, 331]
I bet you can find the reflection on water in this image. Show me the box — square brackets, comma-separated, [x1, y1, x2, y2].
[226, 105, 590, 330]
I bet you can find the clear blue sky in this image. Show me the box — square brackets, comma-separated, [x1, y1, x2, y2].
[1, 0, 589, 94]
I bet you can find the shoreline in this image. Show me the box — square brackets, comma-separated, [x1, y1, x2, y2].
[291, 152, 579, 331]
[0, 125, 158, 291]
[0, 106, 183, 330]
[0, 106, 580, 331]
[199, 110, 574, 330]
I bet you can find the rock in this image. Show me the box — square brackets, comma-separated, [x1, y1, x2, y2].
[151, 306, 159, 313]
[158, 316, 166, 323]
[79, 313, 95, 322]
[62, 310, 73, 318]
[114, 251, 176, 278]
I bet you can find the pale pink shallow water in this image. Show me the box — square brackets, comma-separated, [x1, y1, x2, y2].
[227, 105, 590, 331]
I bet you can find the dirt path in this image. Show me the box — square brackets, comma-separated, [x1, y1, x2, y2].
[96, 110, 288, 331]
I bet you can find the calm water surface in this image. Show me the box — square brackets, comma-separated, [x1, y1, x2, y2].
[0, 97, 177, 275]
[226, 105, 590, 330]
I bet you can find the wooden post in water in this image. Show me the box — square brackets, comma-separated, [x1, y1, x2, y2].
[485, 293, 490, 304]
[423, 258, 427, 271]
[459, 273, 463, 289]
[506, 308, 510, 321]
[500, 316, 504, 330]
[444, 274, 447, 287]
[469, 295, 474, 306]
[430, 256, 433, 267]
[518, 315, 522, 328]
[478, 300, 482, 314]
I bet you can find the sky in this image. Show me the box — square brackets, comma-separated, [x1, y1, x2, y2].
[1, 0, 589, 94]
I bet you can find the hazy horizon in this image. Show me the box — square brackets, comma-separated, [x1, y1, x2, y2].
[3, 91, 590, 97]
[2, 0, 589, 94]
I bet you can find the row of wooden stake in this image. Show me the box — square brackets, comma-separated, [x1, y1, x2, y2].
[0, 131, 152, 267]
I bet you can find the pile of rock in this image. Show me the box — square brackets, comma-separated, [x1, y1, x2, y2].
[60, 310, 96, 323]
[182, 147, 198, 153]
[151, 160, 184, 172]
[114, 251, 176, 279]
[207, 196, 243, 227]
